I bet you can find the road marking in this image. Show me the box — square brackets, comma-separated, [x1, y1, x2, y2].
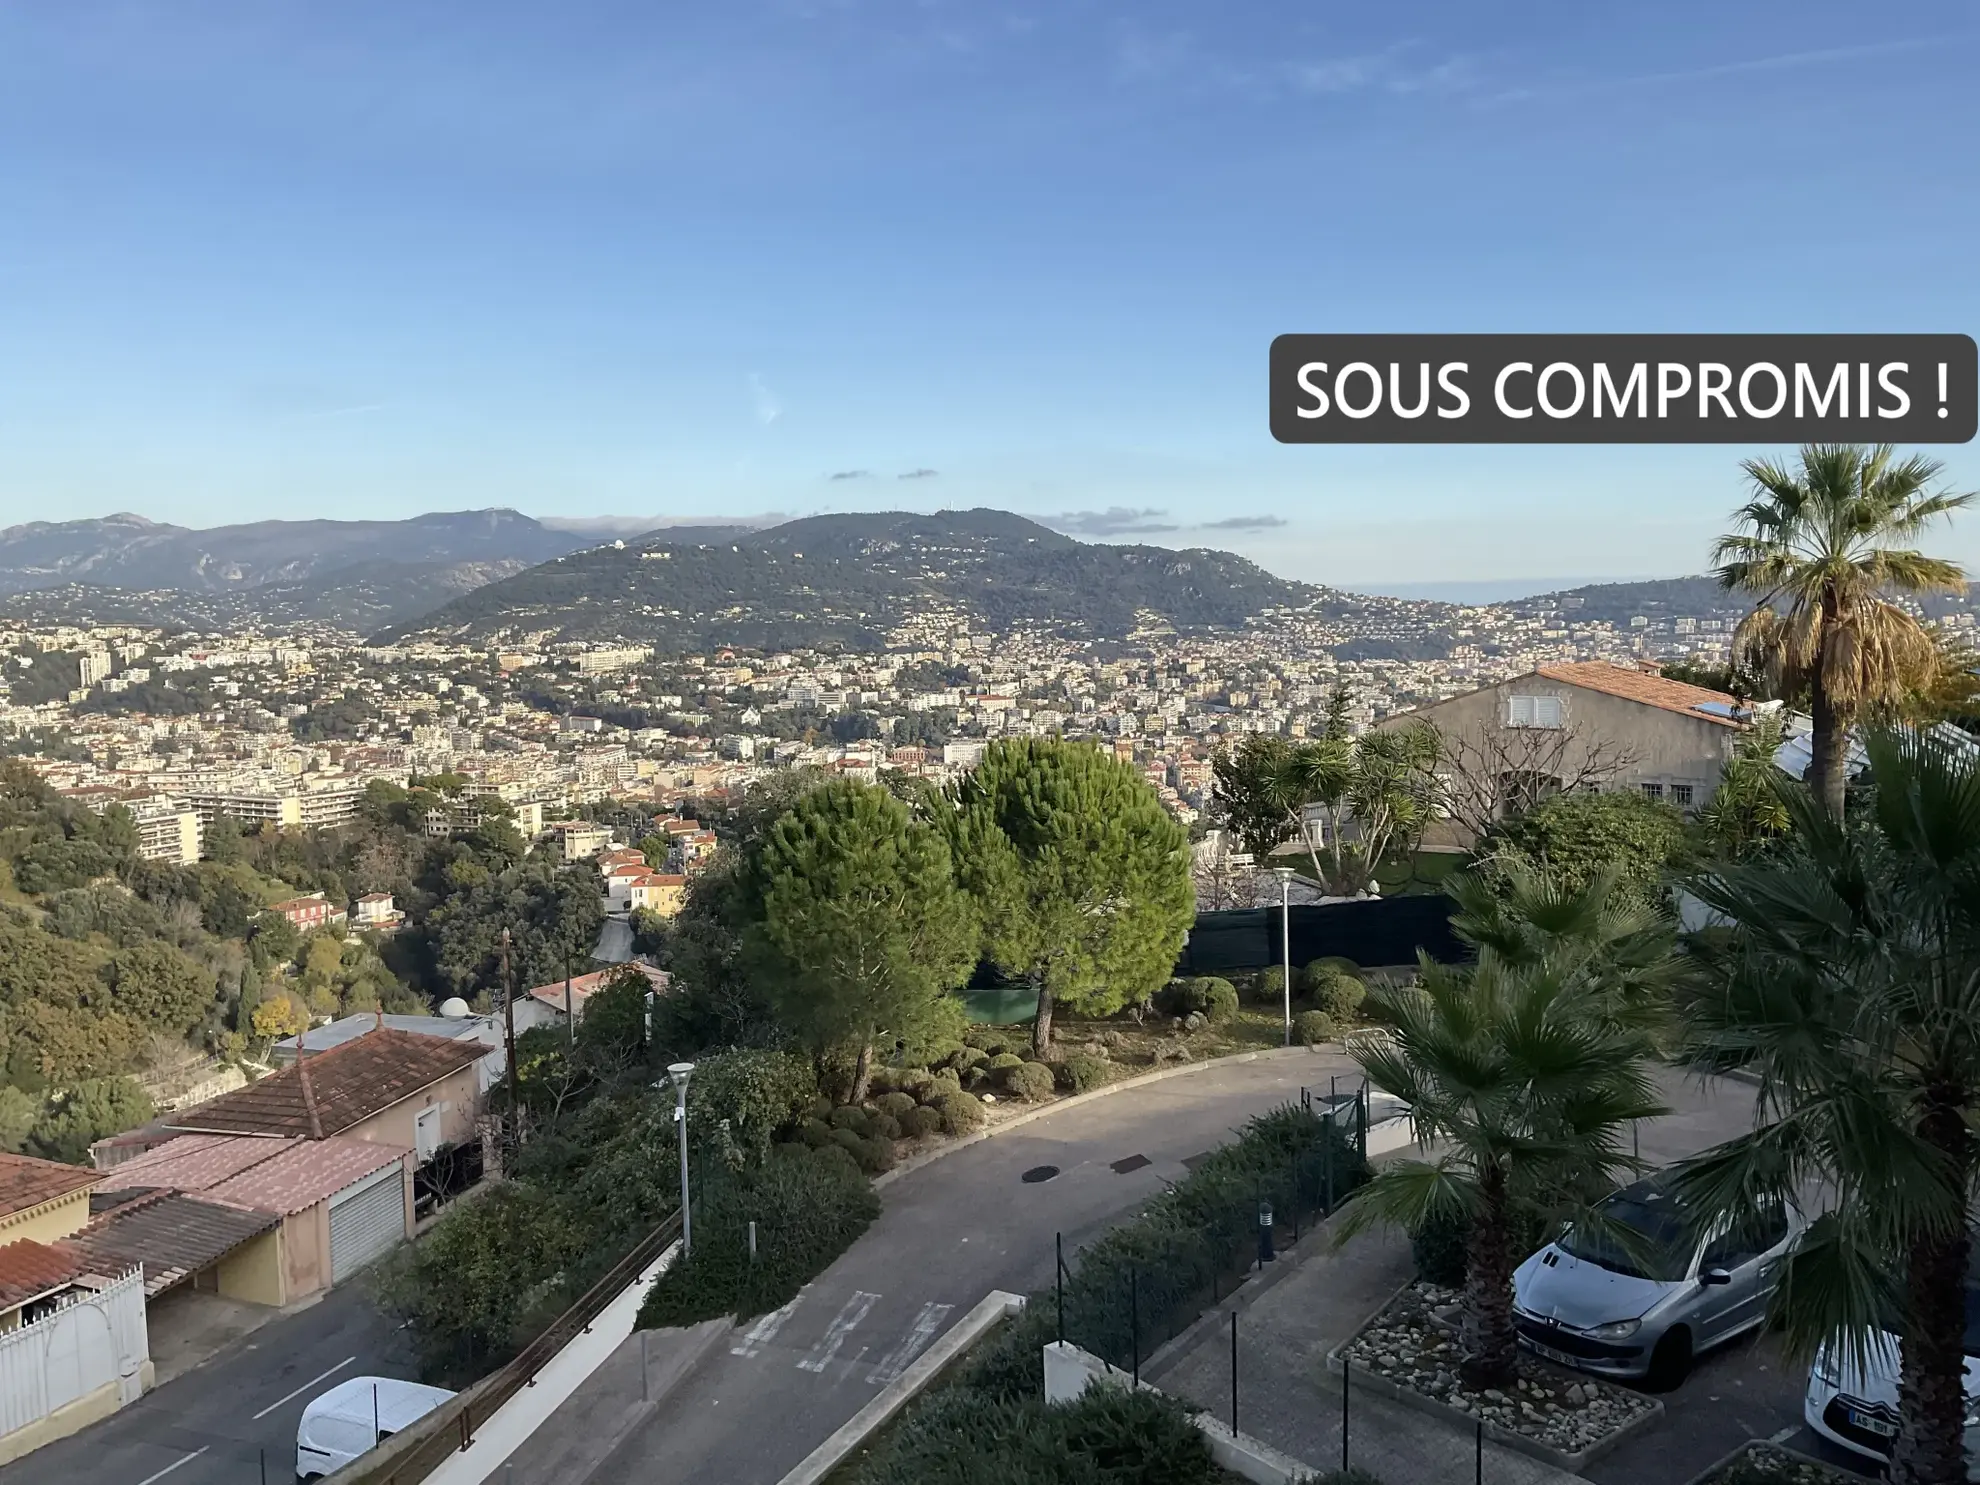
[732, 1296, 803, 1357]
[1767, 1425, 1797, 1444]
[135, 1448, 209, 1485]
[796, 1292, 879, 1373]
[251, 1355, 359, 1420]
[866, 1302, 954, 1385]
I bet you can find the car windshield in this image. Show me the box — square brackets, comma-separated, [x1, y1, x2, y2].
[1557, 1182, 1694, 1282]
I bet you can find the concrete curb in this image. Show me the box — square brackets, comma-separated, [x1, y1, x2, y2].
[773, 1291, 1026, 1485]
[558, 1318, 731, 1485]
[873, 1044, 1334, 1191]
[1677, 1438, 1861, 1485]
[1321, 1283, 1665, 1475]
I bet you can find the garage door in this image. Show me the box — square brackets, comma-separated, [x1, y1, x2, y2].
[329, 1164, 406, 1283]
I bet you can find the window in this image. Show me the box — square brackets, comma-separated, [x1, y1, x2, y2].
[1506, 694, 1563, 729]
[1641, 783, 1663, 801]
[1672, 783, 1694, 808]
[1702, 1200, 1790, 1271]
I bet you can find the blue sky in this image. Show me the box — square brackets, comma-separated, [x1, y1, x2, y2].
[2, 0, 1976, 589]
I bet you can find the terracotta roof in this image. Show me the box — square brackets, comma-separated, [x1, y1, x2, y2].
[525, 962, 669, 1012]
[1534, 662, 1746, 726]
[0, 1151, 101, 1220]
[166, 1028, 485, 1140]
[58, 1192, 279, 1297]
[94, 1133, 295, 1195]
[0, 1239, 85, 1310]
[203, 1137, 409, 1217]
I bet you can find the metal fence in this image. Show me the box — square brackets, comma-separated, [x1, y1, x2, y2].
[1050, 1086, 1371, 1379]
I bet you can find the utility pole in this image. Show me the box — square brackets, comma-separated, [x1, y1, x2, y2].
[500, 927, 520, 1163]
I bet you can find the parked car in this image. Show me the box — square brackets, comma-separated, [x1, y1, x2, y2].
[1804, 1252, 1980, 1473]
[1512, 1177, 1802, 1388]
[297, 1375, 455, 1480]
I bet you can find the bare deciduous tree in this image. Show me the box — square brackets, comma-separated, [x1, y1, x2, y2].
[1432, 719, 1641, 844]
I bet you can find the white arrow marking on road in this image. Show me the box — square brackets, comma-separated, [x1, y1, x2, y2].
[866, 1302, 953, 1385]
[796, 1291, 879, 1373]
[731, 1296, 803, 1357]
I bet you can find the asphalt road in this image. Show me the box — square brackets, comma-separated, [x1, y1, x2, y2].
[596, 1049, 1360, 1485]
[2, 1285, 414, 1485]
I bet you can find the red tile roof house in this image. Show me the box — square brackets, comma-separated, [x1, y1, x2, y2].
[517, 962, 670, 1033]
[90, 1028, 487, 1292]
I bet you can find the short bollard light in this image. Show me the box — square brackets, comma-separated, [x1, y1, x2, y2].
[1257, 1199, 1276, 1265]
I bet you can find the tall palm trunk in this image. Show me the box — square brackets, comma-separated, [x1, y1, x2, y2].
[1031, 984, 1055, 1057]
[1890, 1096, 1973, 1485]
[1810, 684, 1850, 820]
[1461, 1161, 1519, 1389]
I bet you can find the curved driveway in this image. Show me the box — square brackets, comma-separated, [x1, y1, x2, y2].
[574, 1048, 1363, 1485]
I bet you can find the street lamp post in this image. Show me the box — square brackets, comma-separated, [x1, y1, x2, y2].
[1273, 867, 1294, 1047]
[661, 1062, 695, 1254]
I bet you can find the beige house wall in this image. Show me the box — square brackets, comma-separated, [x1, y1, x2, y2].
[280, 1205, 331, 1302]
[0, 1191, 92, 1249]
[346, 1066, 479, 1155]
[1387, 677, 1742, 852]
[216, 1228, 287, 1307]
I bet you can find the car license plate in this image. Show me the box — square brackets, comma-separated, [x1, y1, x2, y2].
[1846, 1407, 1898, 1437]
[1529, 1341, 1575, 1367]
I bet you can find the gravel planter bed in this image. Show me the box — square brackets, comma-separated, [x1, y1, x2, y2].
[1337, 1281, 1658, 1460]
[1688, 1441, 1866, 1485]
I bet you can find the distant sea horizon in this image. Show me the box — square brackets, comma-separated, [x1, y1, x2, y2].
[1351, 576, 1678, 605]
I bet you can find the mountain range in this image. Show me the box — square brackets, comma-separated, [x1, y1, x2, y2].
[378, 508, 1332, 650]
[0, 505, 1814, 648]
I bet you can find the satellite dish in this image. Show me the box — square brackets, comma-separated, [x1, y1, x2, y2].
[439, 997, 472, 1019]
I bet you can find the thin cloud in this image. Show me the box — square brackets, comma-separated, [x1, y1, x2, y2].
[748, 373, 782, 426]
[898, 468, 939, 480]
[1291, 46, 1479, 98]
[1199, 515, 1289, 531]
[1046, 507, 1179, 536]
[1492, 33, 1967, 104]
[828, 470, 871, 481]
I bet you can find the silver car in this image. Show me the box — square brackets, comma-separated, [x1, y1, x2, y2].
[1512, 1178, 1803, 1389]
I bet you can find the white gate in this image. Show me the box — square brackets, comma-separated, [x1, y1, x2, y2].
[0, 1268, 147, 1444]
[330, 1163, 406, 1282]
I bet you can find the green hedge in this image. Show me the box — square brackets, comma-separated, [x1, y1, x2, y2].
[636, 1154, 880, 1328]
[853, 1374, 1221, 1485]
[1060, 1103, 1370, 1369]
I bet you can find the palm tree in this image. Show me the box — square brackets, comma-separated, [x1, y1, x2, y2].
[1675, 729, 1980, 1485]
[1341, 868, 1671, 1387]
[1711, 443, 1972, 818]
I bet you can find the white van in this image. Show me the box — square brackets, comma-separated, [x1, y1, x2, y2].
[296, 1375, 455, 1480]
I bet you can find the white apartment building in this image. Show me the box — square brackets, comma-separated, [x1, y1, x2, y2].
[131, 799, 201, 865]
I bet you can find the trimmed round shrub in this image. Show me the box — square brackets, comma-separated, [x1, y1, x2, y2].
[898, 1105, 942, 1138]
[963, 1026, 1007, 1054]
[828, 1105, 872, 1137]
[1001, 1061, 1055, 1103]
[984, 1052, 1022, 1072]
[877, 1091, 918, 1119]
[1412, 1206, 1468, 1288]
[865, 1066, 894, 1095]
[808, 1095, 834, 1120]
[1303, 961, 1367, 1021]
[870, 1112, 902, 1141]
[932, 1090, 986, 1135]
[1255, 965, 1287, 1003]
[1198, 978, 1240, 1023]
[830, 1126, 867, 1160]
[1057, 1053, 1110, 1094]
[799, 1117, 833, 1148]
[856, 1136, 896, 1174]
[927, 1069, 962, 1098]
[769, 1139, 809, 1162]
[1293, 1010, 1335, 1047]
[902, 1072, 938, 1101]
[810, 1142, 863, 1179]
